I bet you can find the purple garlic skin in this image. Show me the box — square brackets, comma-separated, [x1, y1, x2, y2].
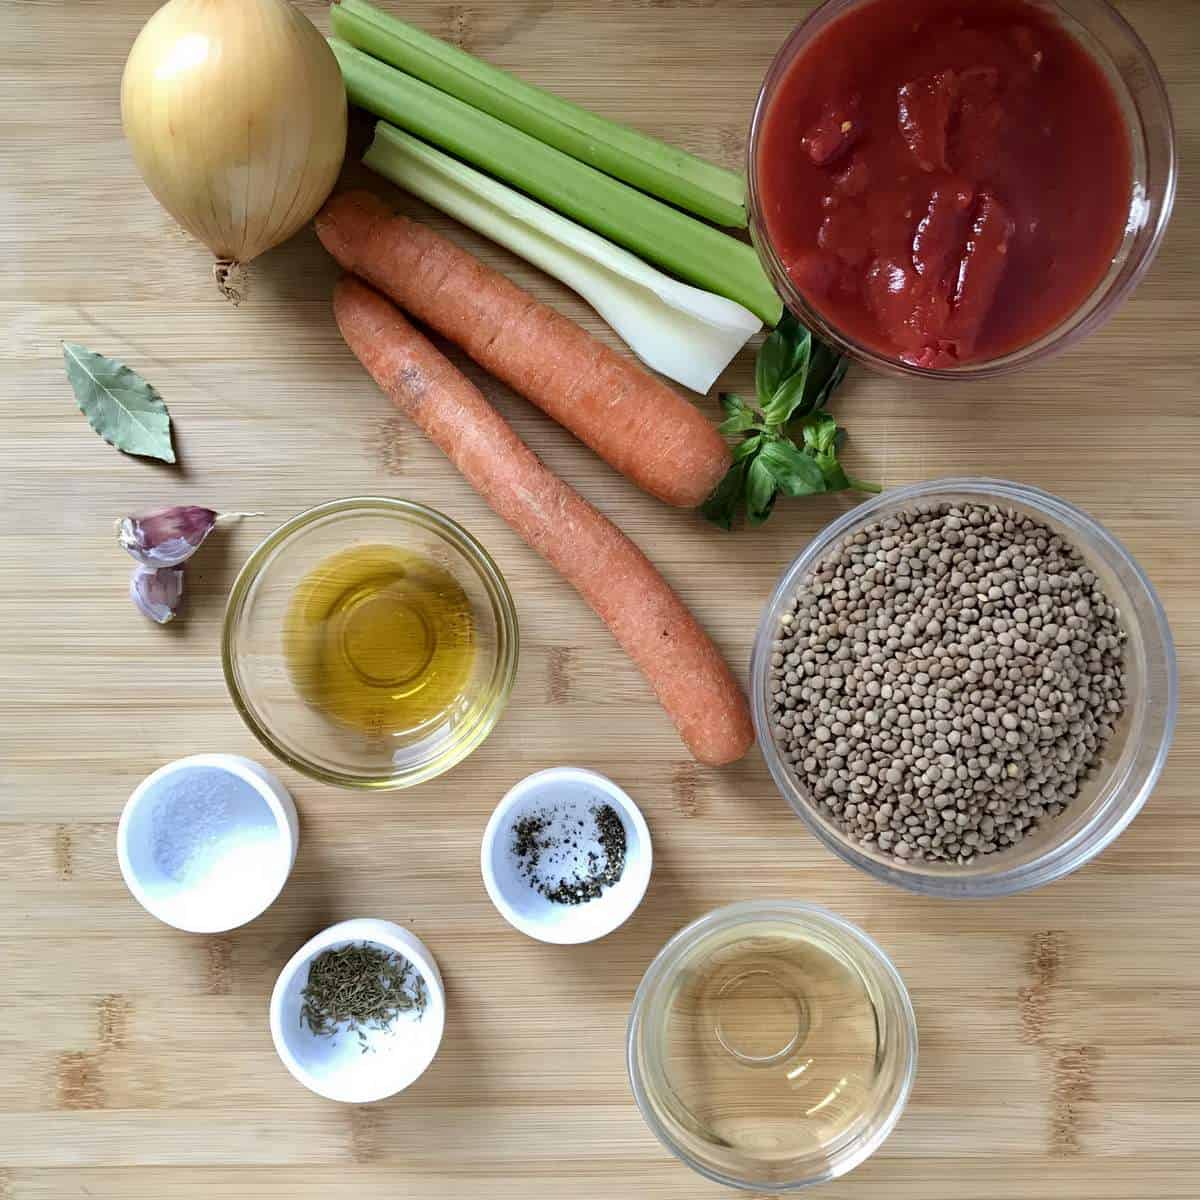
[119, 505, 220, 568]
[130, 565, 185, 624]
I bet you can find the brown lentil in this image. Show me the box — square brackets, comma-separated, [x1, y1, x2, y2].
[768, 502, 1128, 865]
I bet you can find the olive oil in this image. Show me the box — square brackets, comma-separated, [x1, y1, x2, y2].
[648, 924, 882, 1164]
[283, 544, 476, 737]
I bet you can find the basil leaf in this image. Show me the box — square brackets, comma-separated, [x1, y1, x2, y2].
[719, 393, 747, 418]
[718, 411, 758, 436]
[746, 455, 779, 525]
[778, 312, 814, 376]
[717, 394, 759, 436]
[700, 459, 749, 530]
[761, 334, 815, 426]
[758, 313, 813, 399]
[731, 433, 764, 462]
[820, 460, 853, 491]
[755, 323, 790, 404]
[807, 353, 849, 413]
[62, 342, 175, 463]
[805, 336, 836, 380]
[801, 412, 839, 455]
[801, 414, 855, 491]
[760, 437, 827, 496]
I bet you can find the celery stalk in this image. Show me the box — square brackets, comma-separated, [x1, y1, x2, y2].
[330, 0, 747, 228]
[364, 123, 761, 394]
[330, 39, 782, 327]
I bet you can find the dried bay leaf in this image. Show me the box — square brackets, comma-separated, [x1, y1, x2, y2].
[62, 342, 175, 463]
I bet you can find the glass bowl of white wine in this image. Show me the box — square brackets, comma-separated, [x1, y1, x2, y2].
[223, 498, 519, 789]
[627, 901, 917, 1190]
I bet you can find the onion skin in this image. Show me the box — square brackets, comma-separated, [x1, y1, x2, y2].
[121, 0, 347, 296]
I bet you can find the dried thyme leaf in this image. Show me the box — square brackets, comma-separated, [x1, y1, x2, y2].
[300, 942, 426, 1051]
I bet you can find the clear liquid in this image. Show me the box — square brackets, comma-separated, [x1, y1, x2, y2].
[649, 925, 883, 1164]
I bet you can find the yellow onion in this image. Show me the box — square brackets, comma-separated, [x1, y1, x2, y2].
[121, 0, 347, 300]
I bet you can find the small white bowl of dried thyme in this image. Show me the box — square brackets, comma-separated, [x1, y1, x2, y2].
[752, 478, 1177, 898]
[269, 918, 445, 1103]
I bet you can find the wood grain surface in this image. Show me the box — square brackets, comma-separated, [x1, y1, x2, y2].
[1, 1, 1197, 1196]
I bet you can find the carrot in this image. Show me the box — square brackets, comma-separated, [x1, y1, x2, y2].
[316, 190, 732, 510]
[333, 275, 754, 767]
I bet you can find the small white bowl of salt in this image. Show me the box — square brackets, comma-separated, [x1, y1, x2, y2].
[481, 767, 652, 944]
[117, 753, 298, 932]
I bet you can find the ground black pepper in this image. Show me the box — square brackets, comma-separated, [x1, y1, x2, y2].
[511, 814, 546, 869]
[511, 801, 627, 905]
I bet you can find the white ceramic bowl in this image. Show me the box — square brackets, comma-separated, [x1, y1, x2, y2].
[117, 754, 298, 932]
[270, 918, 446, 1103]
[481, 768, 652, 944]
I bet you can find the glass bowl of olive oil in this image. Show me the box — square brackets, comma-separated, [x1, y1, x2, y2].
[627, 901, 917, 1190]
[223, 498, 519, 789]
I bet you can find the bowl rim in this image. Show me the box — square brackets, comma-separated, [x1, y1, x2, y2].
[750, 477, 1178, 897]
[268, 917, 446, 1104]
[221, 496, 520, 791]
[480, 767, 653, 945]
[116, 753, 299, 933]
[626, 899, 918, 1191]
[745, 0, 1179, 380]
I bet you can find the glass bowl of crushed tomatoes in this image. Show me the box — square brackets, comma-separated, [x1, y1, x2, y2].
[748, 0, 1176, 377]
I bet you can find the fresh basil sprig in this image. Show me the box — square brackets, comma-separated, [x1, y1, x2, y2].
[702, 315, 878, 529]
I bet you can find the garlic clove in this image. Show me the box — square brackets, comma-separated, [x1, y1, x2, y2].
[118, 506, 261, 567]
[119, 506, 219, 567]
[131, 565, 185, 624]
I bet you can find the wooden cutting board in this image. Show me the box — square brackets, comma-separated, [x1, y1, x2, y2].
[1, 1, 1197, 1196]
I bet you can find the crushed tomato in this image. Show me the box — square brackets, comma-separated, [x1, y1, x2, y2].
[758, 0, 1132, 367]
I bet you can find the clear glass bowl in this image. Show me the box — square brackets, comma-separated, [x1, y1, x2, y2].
[222, 498, 519, 789]
[751, 479, 1177, 896]
[747, 0, 1177, 379]
[627, 901, 917, 1191]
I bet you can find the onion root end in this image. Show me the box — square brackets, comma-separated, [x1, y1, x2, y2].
[213, 259, 247, 304]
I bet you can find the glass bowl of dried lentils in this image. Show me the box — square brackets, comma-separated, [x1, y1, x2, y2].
[751, 478, 1176, 897]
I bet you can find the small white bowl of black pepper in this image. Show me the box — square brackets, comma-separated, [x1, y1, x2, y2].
[481, 768, 652, 943]
[752, 478, 1177, 898]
